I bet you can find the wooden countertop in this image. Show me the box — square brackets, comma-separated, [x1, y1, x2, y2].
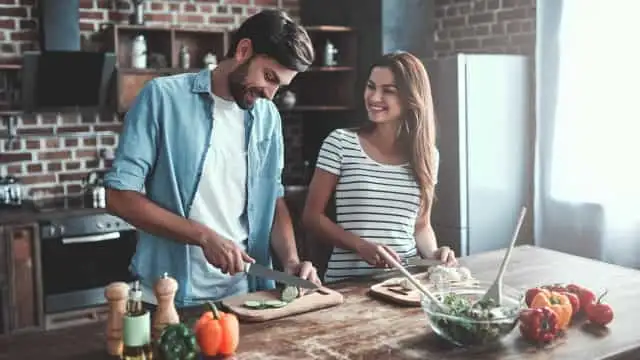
[2, 245, 640, 359]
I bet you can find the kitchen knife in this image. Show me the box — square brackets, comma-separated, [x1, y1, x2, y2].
[402, 257, 443, 267]
[402, 257, 466, 268]
[243, 262, 319, 289]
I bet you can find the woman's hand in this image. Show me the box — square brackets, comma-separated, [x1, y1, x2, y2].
[431, 246, 457, 266]
[355, 239, 401, 268]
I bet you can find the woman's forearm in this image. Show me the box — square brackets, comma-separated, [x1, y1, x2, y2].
[303, 213, 364, 252]
[270, 198, 301, 267]
[415, 224, 439, 258]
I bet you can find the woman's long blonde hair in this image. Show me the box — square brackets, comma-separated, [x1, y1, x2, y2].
[360, 51, 438, 215]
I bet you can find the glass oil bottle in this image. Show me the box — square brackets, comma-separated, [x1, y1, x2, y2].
[122, 281, 153, 360]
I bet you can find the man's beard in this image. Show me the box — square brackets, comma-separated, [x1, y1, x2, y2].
[228, 59, 265, 110]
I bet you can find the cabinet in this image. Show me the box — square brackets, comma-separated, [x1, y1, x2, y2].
[0, 223, 43, 335]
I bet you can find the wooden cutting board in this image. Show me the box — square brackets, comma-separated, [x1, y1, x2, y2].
[368, 272, 479, 307]
[368, 272, 428, 307]
[221, 287, 344, 322]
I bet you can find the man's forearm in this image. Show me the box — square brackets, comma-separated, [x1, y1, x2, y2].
[106, 188, 209, 247]
[270, 197, 301, 266]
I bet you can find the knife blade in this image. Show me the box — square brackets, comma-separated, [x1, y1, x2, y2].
[402, 258, 443, 267]
[244, 262, 319, 289]
[402, 257, 467, 268]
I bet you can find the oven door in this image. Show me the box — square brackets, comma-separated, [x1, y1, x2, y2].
[40, 228, 137, 314]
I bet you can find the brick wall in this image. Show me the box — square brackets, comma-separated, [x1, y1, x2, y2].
[0, 0, 299, 204]
[433, 0, 536, 58]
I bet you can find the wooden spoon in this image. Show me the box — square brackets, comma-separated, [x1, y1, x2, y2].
[377, 246, 448, 312]
[480, 206, 527, 306]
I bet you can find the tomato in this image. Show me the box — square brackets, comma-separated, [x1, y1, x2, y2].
[586, 290, 614, 326]
[588, 303, 613, 326]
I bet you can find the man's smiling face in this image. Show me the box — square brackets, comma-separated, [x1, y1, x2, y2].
[228, 40, 298, 110]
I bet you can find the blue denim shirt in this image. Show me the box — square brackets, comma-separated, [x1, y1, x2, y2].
[104, 69, 283, 306]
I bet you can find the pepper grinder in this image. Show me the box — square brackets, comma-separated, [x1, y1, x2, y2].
[104, 282, 130, 356]
[152, 272, 180, 341]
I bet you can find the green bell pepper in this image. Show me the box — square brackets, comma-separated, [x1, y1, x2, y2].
[158, 323, 199, 360]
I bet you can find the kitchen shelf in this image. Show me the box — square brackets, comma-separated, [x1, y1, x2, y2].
[0, 110, 22, 116]
[306, 66, 353, 72]
[0, 64, 21, 70]
[117, 67, 196, 75]
[304, 25, 354, 32]
[284, 106, 353, 112]
[99, 24, 227, 113]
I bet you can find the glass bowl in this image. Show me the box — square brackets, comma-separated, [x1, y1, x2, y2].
[420, 280, 525, 348]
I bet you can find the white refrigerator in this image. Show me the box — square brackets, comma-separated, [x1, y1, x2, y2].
[425, 54, 532, 257]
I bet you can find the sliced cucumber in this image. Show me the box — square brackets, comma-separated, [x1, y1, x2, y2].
[280, 285, 300, 302]
[263, 300, 289, 308]
[243, 300, 265, 309]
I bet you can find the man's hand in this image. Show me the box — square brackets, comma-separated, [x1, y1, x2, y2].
[200, 232, 255, 275]
[284, 260, 322, 295]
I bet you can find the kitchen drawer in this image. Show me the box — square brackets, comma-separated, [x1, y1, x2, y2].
[0, 283, 7, 335]
[1, 223, 44, 334]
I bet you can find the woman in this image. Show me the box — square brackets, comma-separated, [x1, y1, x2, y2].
[302, 51, 457, 283]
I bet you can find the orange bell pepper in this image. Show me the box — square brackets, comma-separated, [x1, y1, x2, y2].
[530, 289, 573, 330]
[193, 301, 240, 356]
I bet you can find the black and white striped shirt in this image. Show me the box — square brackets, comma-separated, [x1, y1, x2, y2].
[316, 128, 438, 282]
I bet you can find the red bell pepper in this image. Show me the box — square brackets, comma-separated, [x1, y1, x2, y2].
[519, 307, 560, 344]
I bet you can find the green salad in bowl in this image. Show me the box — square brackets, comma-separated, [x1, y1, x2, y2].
[420, 281, 525, 347]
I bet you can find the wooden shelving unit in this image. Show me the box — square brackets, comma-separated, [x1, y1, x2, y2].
[98, 24, 228, 113]
[277, 25, 358, 185]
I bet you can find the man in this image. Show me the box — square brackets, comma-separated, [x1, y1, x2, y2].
[104, 10, 321, 307]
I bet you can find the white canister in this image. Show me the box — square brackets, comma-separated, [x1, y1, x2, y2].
[324, 40, 338, 67]
[204, 53, 218, 70]
[131, 35, 147, 69]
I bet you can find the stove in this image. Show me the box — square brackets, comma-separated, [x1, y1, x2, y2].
[37, 199, 138, 329]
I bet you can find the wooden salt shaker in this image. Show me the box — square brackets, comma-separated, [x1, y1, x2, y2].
[152, 272, 180, 341]
[104, 281, 130, 356]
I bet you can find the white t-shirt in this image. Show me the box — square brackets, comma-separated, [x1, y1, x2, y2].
[186, 93, 249, 301]
[316, 128, 439, 282]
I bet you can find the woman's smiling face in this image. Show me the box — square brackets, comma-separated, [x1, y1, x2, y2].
[364, 66, 403, 124]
